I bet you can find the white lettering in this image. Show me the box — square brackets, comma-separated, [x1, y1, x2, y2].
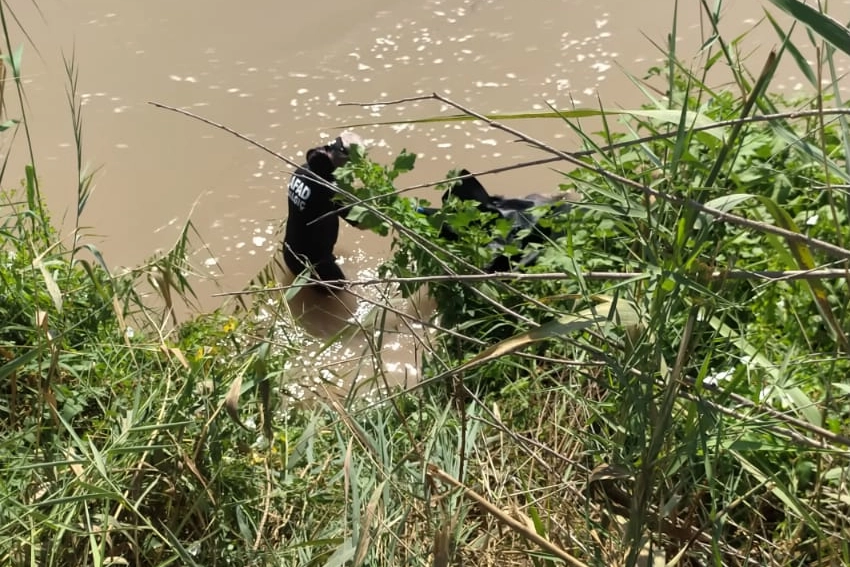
[288, 176, 312, 211]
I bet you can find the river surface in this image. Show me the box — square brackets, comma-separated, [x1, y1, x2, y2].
[4, 0, 849, 396]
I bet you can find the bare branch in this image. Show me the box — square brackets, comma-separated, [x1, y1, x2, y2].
[213, 268, 850, 297]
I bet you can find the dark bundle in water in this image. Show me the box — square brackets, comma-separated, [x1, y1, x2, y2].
[421, 169, 575, 272]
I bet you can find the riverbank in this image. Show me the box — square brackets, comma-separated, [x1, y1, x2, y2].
[4, 2, 850, 565]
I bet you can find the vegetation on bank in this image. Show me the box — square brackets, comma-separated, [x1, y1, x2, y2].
[3, 1, 850, 565]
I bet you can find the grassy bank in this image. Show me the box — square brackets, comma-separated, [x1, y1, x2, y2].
[3, 1, 850, 566]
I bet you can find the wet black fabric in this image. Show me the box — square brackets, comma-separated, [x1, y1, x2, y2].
[282, 247, 346, 293]
[429, 169, 573, 272]
[282, 148, 357, 287]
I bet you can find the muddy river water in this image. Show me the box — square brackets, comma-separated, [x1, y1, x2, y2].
[5, 0, 850, 396]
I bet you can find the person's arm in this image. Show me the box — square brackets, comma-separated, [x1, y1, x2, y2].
[307, 146, 368, 230]
[305, 147, 365, 227]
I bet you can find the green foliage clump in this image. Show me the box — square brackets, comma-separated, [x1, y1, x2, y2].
[330, 33, 850, 564]
[5, 1, 850, 565]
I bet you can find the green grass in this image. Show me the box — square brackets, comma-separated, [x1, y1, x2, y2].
[3, 1, 850, 565]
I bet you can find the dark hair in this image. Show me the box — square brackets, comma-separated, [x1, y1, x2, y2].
[306, 147, 336, 180]
[328, 136, 349, 156]
[443, 169, 490, 205]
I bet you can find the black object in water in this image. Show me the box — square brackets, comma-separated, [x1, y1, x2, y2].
[420, 169, 574, 272]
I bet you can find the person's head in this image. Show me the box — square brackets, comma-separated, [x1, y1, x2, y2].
[306, 131, 364, 179]
[443, 169, 491, 206]
[328, 131, 363, 167]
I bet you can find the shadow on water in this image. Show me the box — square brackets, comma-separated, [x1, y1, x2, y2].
[258, 255, 370, 339]
[245, 254, 434, 400]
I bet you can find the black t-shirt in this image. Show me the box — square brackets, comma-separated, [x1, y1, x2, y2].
[283, 150, 355, 264]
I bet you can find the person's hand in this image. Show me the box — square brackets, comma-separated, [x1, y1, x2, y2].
[345, 206, 388, 235]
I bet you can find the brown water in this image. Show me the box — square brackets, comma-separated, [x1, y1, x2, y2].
[5, 0, 850, 395]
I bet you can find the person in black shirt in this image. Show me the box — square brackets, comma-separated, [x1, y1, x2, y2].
[283, 132, 364, 293]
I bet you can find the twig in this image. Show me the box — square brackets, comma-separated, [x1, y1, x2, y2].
[339, 95, 434, 107]
[211, 268, 850, 297]
[426, 464, 591, 567]
[342, 103, 850, 197]
[695, 378, 850, 449]
[148, 101, 301, 169]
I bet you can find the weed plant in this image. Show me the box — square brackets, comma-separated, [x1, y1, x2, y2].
[2, 1, 850, 566]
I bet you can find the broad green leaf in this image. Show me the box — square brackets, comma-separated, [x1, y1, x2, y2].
[831, 382, 850, 396]
[527, 504, 547, 538]
[766, 0, 850, 58]
[87, 438, 111, 482]
[703, 193, 758, 215]
[160, 525, 204, 567]
[77, 243, 111, 274]
[757, 195, 849, 351]
[783, 386, 821, 427]
[346, 205, 389, 235]
[285, 415, 320, 471]
[769, 119, 850, 183]
[392, 150, 416, 174]
[235, 505, 253, 544]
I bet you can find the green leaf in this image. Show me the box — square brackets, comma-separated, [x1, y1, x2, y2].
[160, 525, 204, 567]
[527, 504, 547, 538]
[224, 360, 254, 431]
[392, 150, 416, 174]
[37, 262, 63, 313]
[765, 11, 817, 86]
[346, 205, 389, 235]
[732, 450, 823, 536]
[707, 316, 779, 381]
[783, 386, 821, 427]
[699, 193, 758, 228]
[286, 415, 320, 471]
[25, 164, 37, 214]
[704, 193, 759, 214]
[757, 196, 848, 350]
[10, 45, 23, 78]
[765, 0, 850, 58]
[352, 481, 386, 567]
[0, 346, 46, 382]
[77, 243, 111, 274]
